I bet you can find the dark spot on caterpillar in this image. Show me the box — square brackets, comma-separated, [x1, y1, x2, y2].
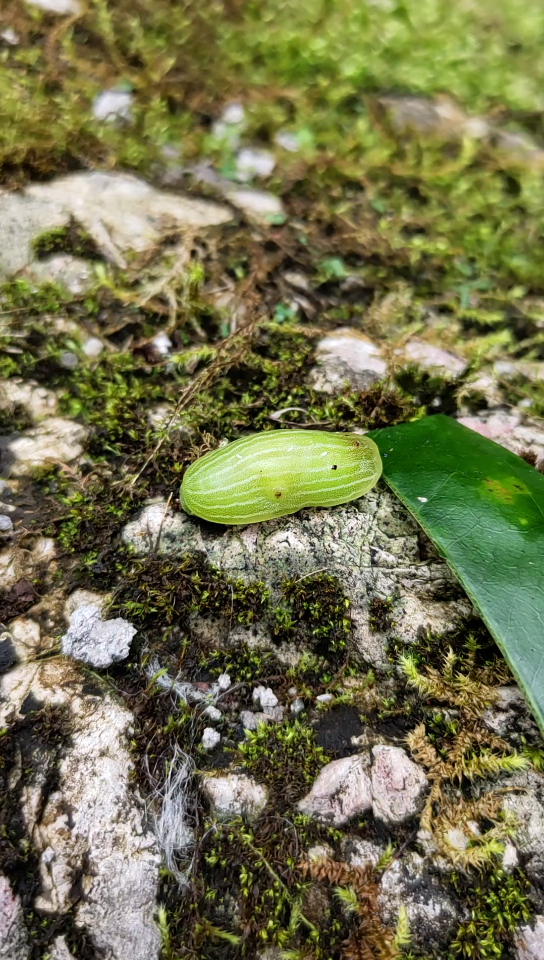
[274, 489, 282, 499]
[353, 440, 360, 447]
[332, 465, 338, 470]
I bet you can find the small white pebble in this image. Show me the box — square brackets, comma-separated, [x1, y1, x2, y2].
[287, 686, 298, 697]
[274, 130, 300, 153]
[202, 727, 221, 751]
[216, 673, 231, 692]
[204, 705, 222, 722]
[316, 693, 333, 703]
[59, 351, 79, 369]
[236, 148, 276, 181]
[151, 332, 173, 357]
[93, 90, 133, 123]
[82, 337, 104, 358]
[240, 710, 264, 732]
[221, 102, 245, 125]
[253, 685, 279, 709]
[1, 28, 19, 45]
[0, 515, 14, 533]
[291, 698, 305, 716]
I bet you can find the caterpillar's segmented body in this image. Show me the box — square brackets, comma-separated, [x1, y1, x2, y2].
[180, 429, 382, 525]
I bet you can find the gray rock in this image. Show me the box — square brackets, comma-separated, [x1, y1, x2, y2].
[342, 836, 384, 869]
[0, 874, 28, 960]
[379, 852, 459, 949]
[291, 698, 305, 716]
[82, 336, 104, 358]
[25, 254, 94, 295]
[61, 604, 137, 668]
[274, 131, 301, 153]
[224, 188, 285, 226]
[0, 171, 233, 278]
[24, 0, 82, 13]
[49, 936, 76, 960]
[93, 90, 133, 123]
[235, 148, 276, 181]
[370, 745, 428, 824]
[253, 686, 279, 710]
[297, 755, 372, 826]
[122, 498, 190, 554]
[0, 659, 160, 960]
[64, 588, 109, 621]
[59, 351, 79, 370]
[0, 516, 13, 534]
[0, 417, 87, 476]
[150, 332, 173, 357]
[220, 102, 245, 125]
[0, 537, 56, 591]
[515, 916, 544, 959]
[240, 710, 271, 731]
[6, 617, 42, 660]
[400, 340, 467, 378]
[1, 28, 19, 45]
[202, 774, 268, 819]
[0, 377, 58, 421]
[458, 410, 544, 470]
[202, 727, 221, 751]
[309, 328, 387, 394]
[122, 489, 471, 667]
[504, 790, 544, 881]
[203, 705, 222, 722]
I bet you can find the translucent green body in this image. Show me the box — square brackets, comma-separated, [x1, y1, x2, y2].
[180, 430, 382, 525]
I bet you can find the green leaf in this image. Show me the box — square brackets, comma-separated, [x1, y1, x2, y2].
[369, 415, 544, 732]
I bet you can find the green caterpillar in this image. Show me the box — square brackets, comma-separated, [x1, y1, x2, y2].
[180, 429, 382, 525]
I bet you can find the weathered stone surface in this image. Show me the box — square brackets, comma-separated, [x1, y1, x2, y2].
[6, 617, 42, 661]
[0, 658, 160, 960]
[0, 417, 87, 476]
[0, 378, 58, 422]
[370, 745, 428, 824]
[297, 756, 372, 826]
[458, 409, 544, 470]
[504, 787, 544, 881]
[515, 916, 544, 960]
[377, 95, 544, 170]
[235, 148, 275, 181]
[202, 727, 221, 751]
[400, 340, 467, 378]
[0, 537, 56, 591]
[0, 874, 28, 960]
[25, 0, 81, 12]
[202, 774, 268, 819]
[309, 328, 387, 394]
[49, 936, 76, 960]
[61, 603, 137, 668]
[0, 171, 233, 278]
[379, 852, 459, 949]
[24, 255, 94, 295]
[224, 188, 285, 225]
[123, 487, 471, 666]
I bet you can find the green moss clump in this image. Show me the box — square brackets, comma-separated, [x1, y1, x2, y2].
[31, 221, 103, 261]
[111, 554, 270, 628]
[273, 573, 352, 661]
[449, 868, 531, 959]
[203, 644, 279, 684]
[238, 719, 329, 805]
[159, 813, 345, 959]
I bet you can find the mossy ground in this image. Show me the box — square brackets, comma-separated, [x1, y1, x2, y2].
[2, 1, 544, 957]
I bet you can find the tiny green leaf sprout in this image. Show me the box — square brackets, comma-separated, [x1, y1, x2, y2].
[180, 429, 382, 525]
